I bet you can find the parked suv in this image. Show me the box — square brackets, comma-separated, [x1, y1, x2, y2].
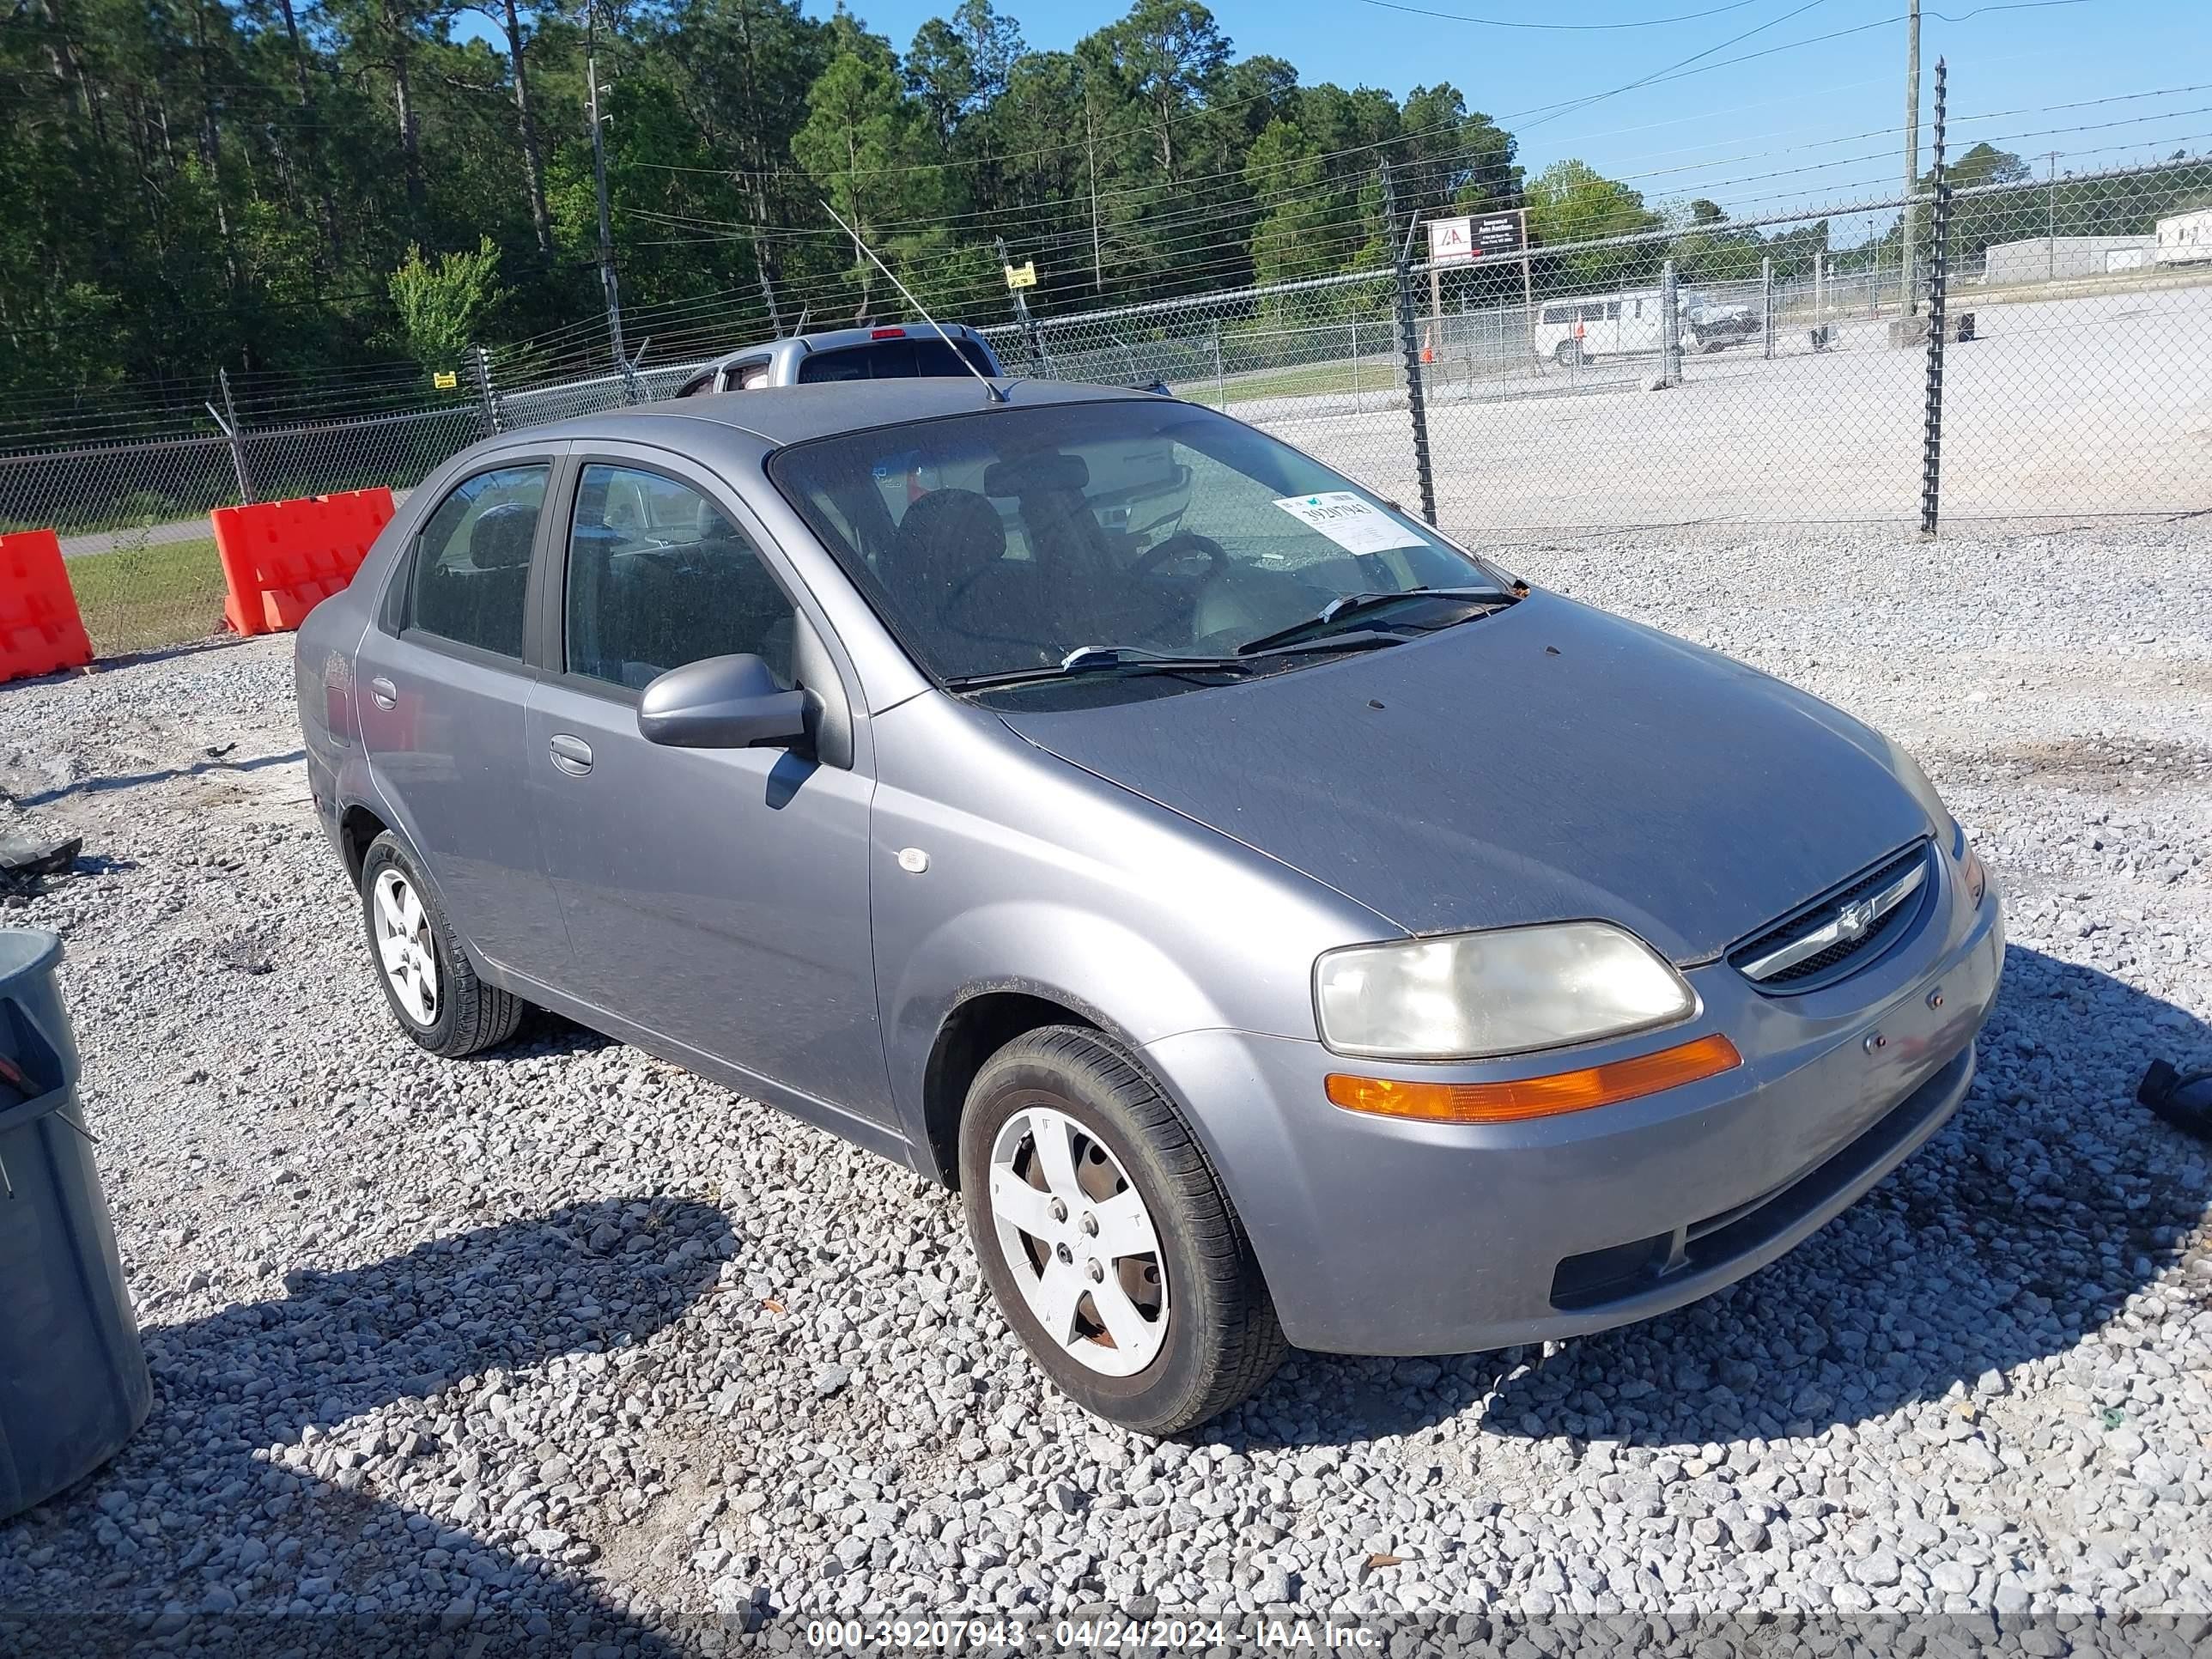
[297, 378, 2001, 1432]
[671, 324, 1000, 398]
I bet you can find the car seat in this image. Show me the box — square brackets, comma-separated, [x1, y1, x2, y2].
[886, 489, 1042, 669]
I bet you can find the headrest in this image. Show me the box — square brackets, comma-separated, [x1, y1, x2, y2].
[890, 489, 1006, 588]
[468, 502, 538, 570]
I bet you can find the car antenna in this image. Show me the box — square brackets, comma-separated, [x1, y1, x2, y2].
[817, 198, 1008, 405]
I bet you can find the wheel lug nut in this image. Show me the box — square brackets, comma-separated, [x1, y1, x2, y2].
[1086, 1260, 1104, 1283]
[1049, 1199, 1067, 1223]
[1055, 1243, 1073, 1264]
[1079, 1214, 1098, 1237]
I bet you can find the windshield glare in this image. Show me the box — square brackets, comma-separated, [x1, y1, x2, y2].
[768, 400, 1500, 684]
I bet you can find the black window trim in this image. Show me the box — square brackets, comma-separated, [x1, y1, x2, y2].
[380, 449, 563, 674]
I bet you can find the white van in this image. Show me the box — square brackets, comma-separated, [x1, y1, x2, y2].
[1532, 288, 1755, 366]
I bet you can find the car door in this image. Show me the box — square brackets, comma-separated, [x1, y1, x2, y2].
[356, 452, 572, 984]
[523, 449, 888, 1122]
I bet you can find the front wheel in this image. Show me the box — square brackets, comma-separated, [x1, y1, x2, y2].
[1553, 338, 1584, 367]
[959, 1026, 1285, 1434]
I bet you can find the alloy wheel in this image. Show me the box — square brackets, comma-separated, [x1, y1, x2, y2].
[372, 868, 440, 1027]
[986, 1104, 1168, 1376]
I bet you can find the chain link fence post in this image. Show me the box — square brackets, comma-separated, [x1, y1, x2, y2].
[471, 344, 507, 439]
[211, 368, 254, 504]
[1762, 257, 1777, 362]
[1378, 161, 1438, 526]
[1920, 58, 1952, 537]
[1661, 258, 1682, 387]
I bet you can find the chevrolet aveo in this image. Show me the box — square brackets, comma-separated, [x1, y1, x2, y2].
[296, 378, 2002, 1432]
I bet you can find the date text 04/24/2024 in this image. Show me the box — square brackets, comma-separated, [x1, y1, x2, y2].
[801, 1618, 1382, 1650]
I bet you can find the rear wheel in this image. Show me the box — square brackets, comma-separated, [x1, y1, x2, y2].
[959, 1026, 1285, 1434]
[1553, 338, 1584, 367]
[358, 831, 522, 1058]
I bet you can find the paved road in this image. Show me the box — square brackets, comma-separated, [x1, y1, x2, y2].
[59, 488, 416, 559]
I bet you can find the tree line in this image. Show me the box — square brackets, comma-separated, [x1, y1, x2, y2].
[7, 0, 2208, 410]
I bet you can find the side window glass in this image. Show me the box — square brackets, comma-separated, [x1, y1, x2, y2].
[405, 464, 545, 659]
[564, 463, 798, 692]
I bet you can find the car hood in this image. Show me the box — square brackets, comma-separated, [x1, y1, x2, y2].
[993, 591, 1934, 963]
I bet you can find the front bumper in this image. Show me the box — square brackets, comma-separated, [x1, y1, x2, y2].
[1145, 863, 2003, 1356]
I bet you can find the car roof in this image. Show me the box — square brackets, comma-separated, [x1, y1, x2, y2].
[516, 378, 1158, 452]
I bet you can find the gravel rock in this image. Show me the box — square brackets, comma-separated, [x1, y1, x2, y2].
[0, 520, 2208, 1642]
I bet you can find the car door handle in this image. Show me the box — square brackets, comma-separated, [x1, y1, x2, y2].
[368, 677, 398, 710]
[548, 733, 593, 776]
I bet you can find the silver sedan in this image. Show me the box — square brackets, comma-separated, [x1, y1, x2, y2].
[296, 378, 2001, 1432]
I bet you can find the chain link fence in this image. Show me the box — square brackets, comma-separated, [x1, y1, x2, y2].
[988, 157, 2212, 537]
[4, 155, 2207, 658]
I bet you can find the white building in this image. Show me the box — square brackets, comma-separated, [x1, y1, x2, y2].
[2155, 208, 2212, 265]
[1978, 235, 2154, 285]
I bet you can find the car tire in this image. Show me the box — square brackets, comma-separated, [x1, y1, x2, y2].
[359, 830, 523, 1058]
[958, 1025, 1285, 1434]
[1553, 339, 1583, 367]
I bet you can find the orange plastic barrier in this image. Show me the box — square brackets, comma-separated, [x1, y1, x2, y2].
[0, 529, 94, 684]
[210, 487, 395, 636]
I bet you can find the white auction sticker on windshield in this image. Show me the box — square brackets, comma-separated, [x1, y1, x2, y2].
[1272, 491, 1427, 555]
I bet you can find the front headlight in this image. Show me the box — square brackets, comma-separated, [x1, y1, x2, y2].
[1314, 921, 1697, 1060]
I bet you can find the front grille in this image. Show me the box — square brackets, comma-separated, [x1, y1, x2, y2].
[1729, 842, 1931, 993]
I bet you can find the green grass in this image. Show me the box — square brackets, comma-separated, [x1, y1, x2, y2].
[64, 535, 230, 658]
[1181, 360, 1382, 406]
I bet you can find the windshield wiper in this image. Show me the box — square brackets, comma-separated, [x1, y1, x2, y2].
[1233, 586, 1516, 657]
[945, 645, 1255, 692]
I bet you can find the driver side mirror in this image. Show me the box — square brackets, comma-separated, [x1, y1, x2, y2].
[637, 653, 809, 750]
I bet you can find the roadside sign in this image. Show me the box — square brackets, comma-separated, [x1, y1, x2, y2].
[432, 370, 459, 390]
[1004, 261, 1037, 290]
[1430, 211, 1528, 266]
[1473, 210, 1527, 256]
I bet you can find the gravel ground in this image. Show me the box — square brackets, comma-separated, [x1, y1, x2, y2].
[0, 516, 2208, 1652]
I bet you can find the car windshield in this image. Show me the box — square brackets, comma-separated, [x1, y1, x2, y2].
[768, 399, 1505, 686]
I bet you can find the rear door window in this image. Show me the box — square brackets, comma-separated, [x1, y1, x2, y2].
[404, 465, 547, 659]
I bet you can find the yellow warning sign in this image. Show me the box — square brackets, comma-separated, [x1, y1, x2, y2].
[1003, 261, 1037, 290]
[433, 370, 459, 390]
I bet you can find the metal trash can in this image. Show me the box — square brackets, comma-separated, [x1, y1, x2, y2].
[0, 930, 151, 1520]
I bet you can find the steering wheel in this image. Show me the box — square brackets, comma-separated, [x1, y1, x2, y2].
[1129, 532, 1231, 585]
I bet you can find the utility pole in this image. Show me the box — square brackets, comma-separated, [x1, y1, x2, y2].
[587, 10, 625, 375]
[1901, 0, 1921, 316]
[1084, 88, 1103, 294]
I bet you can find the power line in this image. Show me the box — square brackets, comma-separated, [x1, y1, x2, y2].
[1353, 0, 1771, 28]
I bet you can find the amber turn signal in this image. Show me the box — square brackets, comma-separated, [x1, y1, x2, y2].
[1325, 1032, 1743, 1124]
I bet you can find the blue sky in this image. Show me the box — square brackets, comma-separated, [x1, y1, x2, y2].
[811, 0, 2209, 220]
